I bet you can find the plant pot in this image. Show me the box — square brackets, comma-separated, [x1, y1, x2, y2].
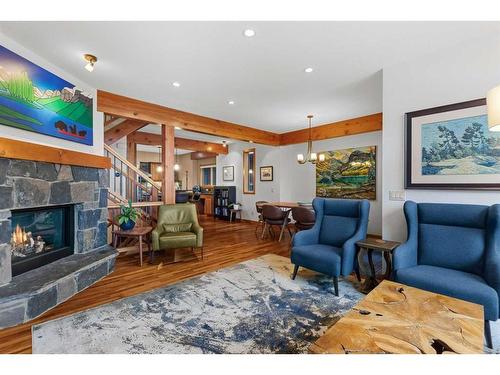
[233, 204, 240, 210]
[120, 220, 135, 231]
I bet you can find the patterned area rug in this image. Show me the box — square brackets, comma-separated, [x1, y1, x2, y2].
[32, 254, 363, 354]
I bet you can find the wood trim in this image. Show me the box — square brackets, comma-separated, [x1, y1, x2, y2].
[162, 125, 175, 204]
[190, 151, 217, 160]
[104, 119, 148, 145]
[279, 113, 383, 145]
[0, 137, 111, 169]
[128, 131, 228, 154]
[97, 90, 280, 146]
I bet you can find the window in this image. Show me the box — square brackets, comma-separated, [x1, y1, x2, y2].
[200, 165, 216, 186]
[243, 148, 255, 194]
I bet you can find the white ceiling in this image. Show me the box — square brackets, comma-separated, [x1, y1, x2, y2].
[2, 21, 500, 133]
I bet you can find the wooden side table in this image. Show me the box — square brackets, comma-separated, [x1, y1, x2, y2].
[112, 226, 153, 266]
[355, 238, 400, 293]
[229, 208, 242, 223]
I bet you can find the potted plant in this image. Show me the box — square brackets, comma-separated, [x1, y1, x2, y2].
[117, 200, 140, 230]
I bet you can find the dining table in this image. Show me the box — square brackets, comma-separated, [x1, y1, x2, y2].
[256, 201, 311, 209]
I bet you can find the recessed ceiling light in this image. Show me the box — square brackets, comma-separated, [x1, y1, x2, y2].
[228, 100, 235, 105]
[172, 81, 181, 87]
[304, 67, 314, 73]
[243, 29, 255, 37]
[175, 126, 182, 130]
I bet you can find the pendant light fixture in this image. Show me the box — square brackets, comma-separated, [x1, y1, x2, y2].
[297, 115, 325, 164]
[156, 147, 163, 173]
[174, 148, 180, 171]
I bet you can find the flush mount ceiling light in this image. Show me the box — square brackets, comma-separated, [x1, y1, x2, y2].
[243, 29, 256, 37]
[304, 67, 314, 73]
[172, 81, 181, 87]
[83, 54, 97, 72]
[228, 100, 235, 105]
[297, 115, 325, 165]
[174, 126, 182, 130]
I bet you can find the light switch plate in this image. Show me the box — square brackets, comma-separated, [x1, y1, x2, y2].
[389, 190, 406, 201]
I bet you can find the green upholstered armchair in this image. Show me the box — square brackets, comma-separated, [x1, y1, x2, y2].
[152, 203, 204, 259]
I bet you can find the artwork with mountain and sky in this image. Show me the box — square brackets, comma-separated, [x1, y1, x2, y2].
[0, 44, 93, 145]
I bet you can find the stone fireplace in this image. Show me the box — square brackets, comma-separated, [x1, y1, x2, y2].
[0, 158, 117, 329]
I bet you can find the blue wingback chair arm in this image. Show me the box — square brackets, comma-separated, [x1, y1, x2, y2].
[393, 201, 419, 272]
[340, 200, 370, 276]
[485, 205, 500, 308]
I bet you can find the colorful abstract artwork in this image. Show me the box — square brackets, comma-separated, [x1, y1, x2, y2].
[316, 146, 376, 200]
[0, 44, 93, 145]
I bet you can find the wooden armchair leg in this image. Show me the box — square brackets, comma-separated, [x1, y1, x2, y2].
[333, 276, 339, 297]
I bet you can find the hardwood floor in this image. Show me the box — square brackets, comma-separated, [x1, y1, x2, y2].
[0, 216, 291, 354]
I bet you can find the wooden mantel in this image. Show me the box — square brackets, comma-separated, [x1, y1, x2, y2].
[0, 137, 111, 169]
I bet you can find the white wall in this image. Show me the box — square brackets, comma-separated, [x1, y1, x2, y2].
[279, 131, 382, 235]
[382, 35, 500, 241]
[0, 32, 103, 155]
[216, 142, 280, 220]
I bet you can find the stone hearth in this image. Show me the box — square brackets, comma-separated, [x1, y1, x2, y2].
[0, 158, 117, 329]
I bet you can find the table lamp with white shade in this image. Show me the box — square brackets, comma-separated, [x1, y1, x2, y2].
[487, 85, 500, 131]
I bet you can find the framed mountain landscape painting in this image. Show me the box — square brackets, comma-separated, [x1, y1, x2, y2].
[316, 146, 376, 200]
[405, 98, 500, 189]
[0, 44, 93, 145]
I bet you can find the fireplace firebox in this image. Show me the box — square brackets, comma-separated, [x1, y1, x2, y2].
[10, 204, 75, 277]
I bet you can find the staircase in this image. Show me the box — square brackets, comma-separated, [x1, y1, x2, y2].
[104, 144, 163, 251]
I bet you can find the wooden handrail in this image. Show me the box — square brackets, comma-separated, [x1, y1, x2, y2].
[104, 143, 161, 191]
[108, 201, 163, 209]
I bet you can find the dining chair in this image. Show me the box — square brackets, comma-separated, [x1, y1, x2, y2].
[255, 200, 268, 236]
[261, 205, 293, 242]
[291, 206, 316, 232]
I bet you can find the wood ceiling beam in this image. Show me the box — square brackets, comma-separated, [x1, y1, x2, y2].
[279, 113, 383, 146]
[128, 131, 228, 155]
[104, 119, 149, 145]
[97, 90, 280, 146]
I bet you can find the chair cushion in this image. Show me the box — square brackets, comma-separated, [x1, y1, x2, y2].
[162, 222, 192, 233]
[291, 244, 343, 277]
[159, 231, 197, 248]
[319, 215, 358, 247]
[395, 265, 499, 320]
[418, 223, 485, 275]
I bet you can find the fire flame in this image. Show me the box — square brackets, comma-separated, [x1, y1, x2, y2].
[11, 224, 28, 245]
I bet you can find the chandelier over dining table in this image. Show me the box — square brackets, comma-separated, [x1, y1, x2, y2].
[297, 115, 325, 164]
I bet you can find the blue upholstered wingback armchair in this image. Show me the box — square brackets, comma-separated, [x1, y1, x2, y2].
[393, 201, 500, 348]
[291, 198, 370, 296]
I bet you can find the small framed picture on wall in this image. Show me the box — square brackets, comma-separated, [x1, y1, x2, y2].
[223, 166, 234, 181]
[260, 166, 273, 181]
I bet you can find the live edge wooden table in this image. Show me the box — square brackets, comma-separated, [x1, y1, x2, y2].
[356, 238, 400, 293]
[112, 226, 153, 267]
[310, 280, 484, 354]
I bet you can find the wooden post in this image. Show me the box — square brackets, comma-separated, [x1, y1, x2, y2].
[161, 124, 175, 204]
[126, 135, 137, 202]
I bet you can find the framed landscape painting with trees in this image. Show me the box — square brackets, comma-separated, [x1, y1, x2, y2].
[0, 44, 93, 145]
[405, 98, 500, 189]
